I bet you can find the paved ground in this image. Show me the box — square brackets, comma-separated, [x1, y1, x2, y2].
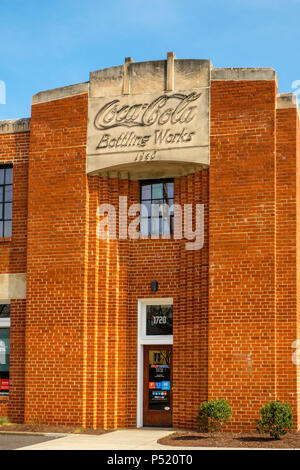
[0, 434, 60, 450]
[16, 429, 198, 450]
[3, 429, 296, 450]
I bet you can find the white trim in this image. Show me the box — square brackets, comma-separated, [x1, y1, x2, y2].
[137, 298, 173, 428]
[32, 82, 89, 105]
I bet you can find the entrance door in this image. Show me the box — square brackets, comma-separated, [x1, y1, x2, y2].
[143, 345, 172, 427]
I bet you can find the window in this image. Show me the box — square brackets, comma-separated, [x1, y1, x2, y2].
[140, 179, 174, 236]
[146, 305, 173, 336]
[0, 165, 13, 238]
[0, 304, 10, 397]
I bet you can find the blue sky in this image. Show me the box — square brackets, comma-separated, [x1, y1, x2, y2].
[0, 0, 300, 119]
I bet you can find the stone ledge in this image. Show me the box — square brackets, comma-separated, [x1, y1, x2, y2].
[89, 56, 212, 97]
[0, 118, 30, 135]
[0, 273, 26, 299]
[277, 93, 299, 110]
[32, 82, 89, 105]
[212, 67, 277, 82]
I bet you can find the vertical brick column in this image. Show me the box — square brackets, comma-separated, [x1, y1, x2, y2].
[209, 79, 277, 431]
[0, 128, 29, 422]
[84, 171, 209, 429]
[297, 111, 300, 428]
[173, 171, 209, 429]
[8, 299, 26, 422]
[25, 93, 88, 425]
[85, 176, 129, 429]
[276, 96, 300, 428]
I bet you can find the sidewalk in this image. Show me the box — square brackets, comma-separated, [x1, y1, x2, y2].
[17, 428, 198, 450]
[16, 428, 297, 451]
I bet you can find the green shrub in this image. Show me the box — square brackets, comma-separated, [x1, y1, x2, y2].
[197, 399, 232, 433]
[256, 400, 293, 439]
[0, 417, 10, 425]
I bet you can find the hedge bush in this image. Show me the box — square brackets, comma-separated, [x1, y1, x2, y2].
[197, 399, 232, 433]
[256, 400, 293, 439]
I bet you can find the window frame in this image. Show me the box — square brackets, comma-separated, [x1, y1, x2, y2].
[137, 298, 173, 428]
[139, 178, 174, 237]
[0, 164, 13, 238]
[138, 298, 173, 345]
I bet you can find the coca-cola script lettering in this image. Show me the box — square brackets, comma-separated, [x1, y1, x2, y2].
[94, 92, 201, 130]
[86, 85, 210, 173]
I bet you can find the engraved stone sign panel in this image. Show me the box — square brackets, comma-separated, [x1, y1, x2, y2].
[87, 87, 210, 174]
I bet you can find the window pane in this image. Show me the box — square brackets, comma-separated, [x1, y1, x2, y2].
[0, 328, 10, 371]
[0, 305, 10, 318]
[140, 201, 151, 217]
[148, 349, 171, 411]
[141, 184, 151, 200]
[4, 203, 12, 220]
[0, 187, 3, 203]
[165, 182, 174, 199]
[4, 221, 11, 237]
[151, 202, 161, 218]
[160, 203, 172, 217]
[140, 179, 174, 237]
[152, 184, 163, 199]
[0, 170, 4, 185]
[163, 217, 171, 236]
[0, 221, 3, 237]
[140, 218, 150, 237]
[0, 203, 3, 219]
[169, 199, 174, 215]
[146, 305, 173, 336]
[4, 186, 12, 202]
[5, 168, 12, 184]
[159, 217, 163, 235]
[151, 217, 160, 236]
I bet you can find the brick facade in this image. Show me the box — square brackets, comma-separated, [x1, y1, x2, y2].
[84, 172, 209, 429]
[0, 129, 29, 421]
[0, 58, 300, 432]
[276, 105, 299, 427]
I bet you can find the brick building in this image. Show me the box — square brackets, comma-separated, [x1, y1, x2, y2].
[0, 53, 299, 431]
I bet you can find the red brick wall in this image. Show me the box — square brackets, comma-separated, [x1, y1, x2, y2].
[84, 171, 209, 429]
[8, 299, 26, 422]
[0, 131, 28, 271]
[85, 176, 130, 429]
[26, 108, 209, 430]
[297, 111, 300, 428]
[4, 77, 300, 432]
[0, 131, 29, 421]
[25, 93, 88, 425]
[0, 401, 8, 418]
[276, 107, 298, 426]
[209, 80, 277, 431]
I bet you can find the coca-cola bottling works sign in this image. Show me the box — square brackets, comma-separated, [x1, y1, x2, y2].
[87, 88, 210, 173]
